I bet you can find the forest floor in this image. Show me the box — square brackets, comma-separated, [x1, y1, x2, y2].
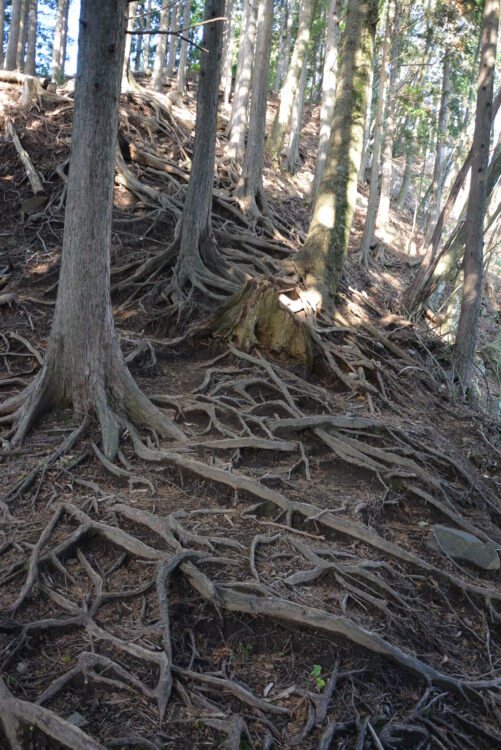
[1, 75, 501, 750]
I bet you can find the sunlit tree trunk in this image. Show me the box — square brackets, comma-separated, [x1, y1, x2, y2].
[167, 0, 182, 78]
[295, 0, 378, 308]
[59, 0, 69, 74]
[359, 0, 394, 265]
[286, 51, 307, 173]
[453, 0, 499, 393]
[227, 0, 257, 161]
[0, 0, 5, 68]
[358, 52, 375, 182]
[4, 0, 23, 70]
[24, 0, 37, 76]
[312, 0, 339, 197]
[266, 0, 318, 162]
[273, 0, 287, 93]
[15, 0, 28, 70]
[134, 1, 145, 71]
[236, 0, 273, 214]
[152, 0, 169, 90]
[143, 0, 152, 69]
[51, 0, 69, 83]
[396, 134, 415, 210]
[177, 0, 192, 93]
[221, 0, 235, 106]
[123, 1, 139, 81]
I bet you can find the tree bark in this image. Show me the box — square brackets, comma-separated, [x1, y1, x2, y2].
[176, 0, 193, 93]
[359, 0, 394, 265]
[123, 1, 139, 82]
[166, 0, 182, 78]
[273, 0, 288, 93]
[236, 0, 273, 214]
[134, 1, 144, 71]
[4, 0, 23, 70]
[220, 0, 235, 106]
[453, 0, 499, 393]
[9, 0, 184, 459]
[396, 135, 415, 210]
[51, 0, 69, 83]
[0, 0, 5, 68]
[59, 0, 69, 75]
[286, 50, 307, 174]
[24, 0, 37, 76]
[358, 51, 375, 182]
[294, 0, 378, 308]
[15, 0, 28, 70]
[266, 0, 318, 163]
[312, 0, 339, 197]
[227, 0, 257, 161]
[143, 0, 152, 69]
[152, 0, 169, 91]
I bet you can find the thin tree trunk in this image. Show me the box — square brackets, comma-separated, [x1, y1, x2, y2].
[359, 0, 394, 265]
[358, 51, 375, 182]
[10, 0, 184, 459]
[312, 0, 339, 197]
[396, 134, 415, 210]
[152, 0, 169, 91]
[286, 50, 307, 173]
[236, 0, 273, 214]
[51, 0, 69, 83]
[24, 0, 37, 76]
[294, 0, 378, 308]
[273, 0, 287, 93]
[166, 0, 182, 78]
[123, 1, 139, 82]
[422, 45, 451, 246]
[4, 0, 23, 70]
[220, 0, 235, 106]
[266, 0, 318, 162]
[227, 0, 257, 161]
[453, 0, 499, 393]
[376, 0, 400, 236]
[134, 2, 144, 71]
[15, 0, 27, 70]
[0, 0, 5, 68]
[143, 0, 152, 70]
[59, 0, 69, 75]
[177, 0, 193, 93]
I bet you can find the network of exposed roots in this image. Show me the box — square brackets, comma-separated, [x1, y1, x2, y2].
[1, 76, 501, 749]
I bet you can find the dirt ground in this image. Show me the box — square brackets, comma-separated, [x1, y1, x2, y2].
[1, 76, 501, 750]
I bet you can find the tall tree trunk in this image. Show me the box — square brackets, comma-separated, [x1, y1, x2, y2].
[396, 134, 415, 210]
[59, 0, 69, 75]
[235, 0, 273, 214]
[273, 0, 287, 93]
[166, 0, 182, 78]
[359, 0, 394, 265]
[376, 0, 400, 236]
[15, 0, 27, 70]
[9, 0, 184, 460]
[176, 0, 193, 93]
[294, 0, 378, 308]
[358, 51, 375, 182]
[152, 0, 169, 91]
[227, 0, 257, 161]
[0, 0, 5, 68]
[266, 0, 318, 163]
[453, 0, 499, 393]
[286, 50, 307, 173]
[312, 0, 339, 197]
[24, 0, 37, 76]
[51, 0, 69, 83]
[143, 0, 152, 69]
[4, 0, 23, 70]
[134, 2, 144, 71]
[173, 0, 230, 289]
[220, 0, 235, 106]
[422, 45, 451, 246]
[123, 1, 139, 82]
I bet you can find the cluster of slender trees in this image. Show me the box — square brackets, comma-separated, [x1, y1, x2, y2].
[0, 0, 499, 450]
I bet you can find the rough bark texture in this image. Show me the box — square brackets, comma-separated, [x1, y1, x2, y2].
[294, 0, 378, 308]
[453, 0, 499, 392]
[152, 0, 169, 91]
[221, 0, 235, 105]
[123, 1, 139, 81]
[359, 0, 394, 265]
[51, 0, 69, 83]
[312, 0, 339, 197]
[4, 0, 23, 70]
[174, 0, 226, 284]
[227, 0, 256, 161]
[266, 0, 318, 162]
[286, 50, 307, 174]
[10, 0, 185, 460]
[166, 0, 182, 78]
[176, 0, 193, 93]
[235, 0, 273, 214]
[24, 0, 37, 76]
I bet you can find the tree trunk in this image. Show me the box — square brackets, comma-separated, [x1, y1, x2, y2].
[166, 0, 182, 79]
[134, 2, 144, 71]
[8, 0, 184, 460]
[273, 0, 287, 93]
[123, 1, 139, 82]
[235, 0, 273, 215]
[143, 0, 152, 69]
[359, 0, 394, 265]
[152, 0, 169, 91]
[59, 0, 69, 75]
[220, 0, 235, 106]
[396, 134, 415, 210]
[422, 46, 451, 246]
[4, 0, 23, 70]
[312, 0, 339, 197]
[51, 0, 69, 83]
[266, 0, 318, 163]
[177, 0, 193, 93]
[24, 0, 37, 76]
[294, 0, 378, 308]
[0, 0, 5, 68]
[358, 51, 375, 182]
[226, 0, 257, 162]
[453, 0, 499, 394]
[286, 50, 307, 174]
[15, 0, 28, 70]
